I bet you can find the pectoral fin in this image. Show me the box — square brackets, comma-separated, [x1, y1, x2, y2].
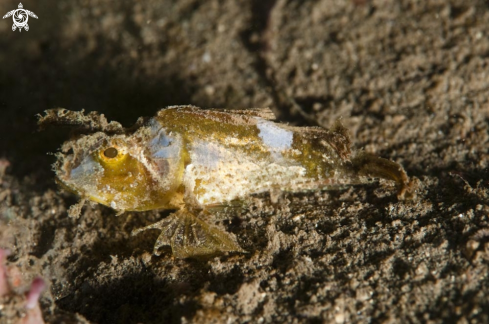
[132, 209, 245, 259]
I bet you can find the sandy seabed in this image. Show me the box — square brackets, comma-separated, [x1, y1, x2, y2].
[1, 0, 489, 323]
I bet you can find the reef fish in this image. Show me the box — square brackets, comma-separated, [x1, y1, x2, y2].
[40, 106, 412, 258]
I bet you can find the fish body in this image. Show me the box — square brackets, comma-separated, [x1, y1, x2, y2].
[44, 106, 411, 258]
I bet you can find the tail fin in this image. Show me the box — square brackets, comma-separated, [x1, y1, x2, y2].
[352, 152, 415, 200]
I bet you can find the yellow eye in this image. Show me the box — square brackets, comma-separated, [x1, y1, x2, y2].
[104, 147, 118, 158]
[99, 146, 126, 164]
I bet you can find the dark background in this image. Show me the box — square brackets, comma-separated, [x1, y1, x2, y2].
[1, 0, 489, 323]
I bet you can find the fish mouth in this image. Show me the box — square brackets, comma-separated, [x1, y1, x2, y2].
[53, 132, 110, 184]
[53, 154, 85, 197]
[54, 160, 107, 205]
[54, 174, 110, 209]
[53, 147, 97, 197]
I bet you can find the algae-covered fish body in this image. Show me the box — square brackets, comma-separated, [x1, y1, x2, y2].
[39, 106, 412, 258]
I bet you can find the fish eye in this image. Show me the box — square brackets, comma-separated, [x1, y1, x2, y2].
[103, 147, 118, 158]
[97, 144, 127, 164]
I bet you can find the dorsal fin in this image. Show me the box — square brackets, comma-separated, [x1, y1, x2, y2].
[207, 107, 276, 121]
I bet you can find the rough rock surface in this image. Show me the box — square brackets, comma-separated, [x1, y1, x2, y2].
[1, 0, 489, 323]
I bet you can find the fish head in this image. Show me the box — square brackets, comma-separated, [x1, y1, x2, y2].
[54, 126, 183, 212]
